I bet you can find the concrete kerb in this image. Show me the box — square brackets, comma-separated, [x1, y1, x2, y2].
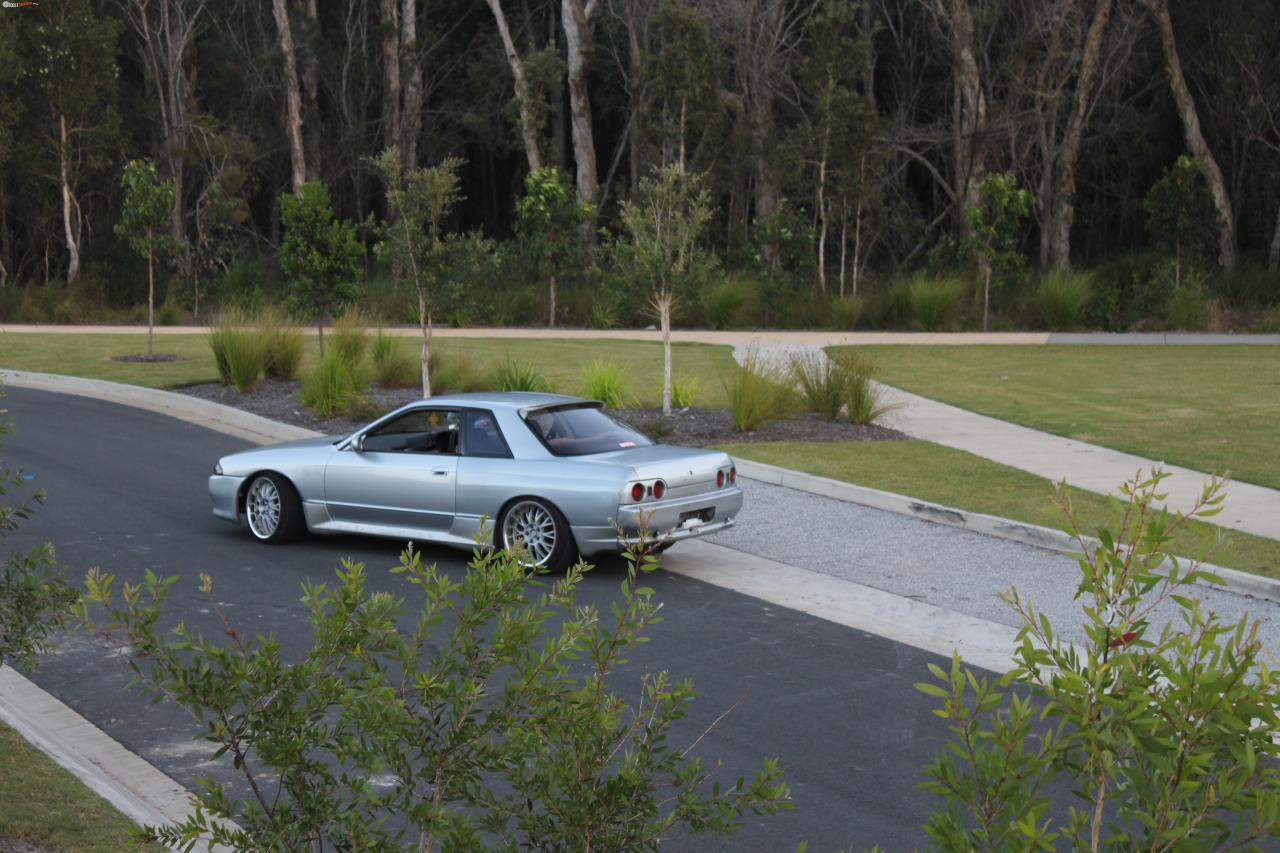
[734, 458, 1280, 606]
[0, 665, 228, 853]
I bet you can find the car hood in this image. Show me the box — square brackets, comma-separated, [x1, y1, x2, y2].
[221, 435, 338, 465]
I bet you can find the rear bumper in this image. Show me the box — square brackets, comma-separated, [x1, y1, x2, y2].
[209, 474, 243, 523]
[572, 487, 743, 555]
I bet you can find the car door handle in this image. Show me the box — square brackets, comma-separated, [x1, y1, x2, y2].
[431, 468, 450, 476]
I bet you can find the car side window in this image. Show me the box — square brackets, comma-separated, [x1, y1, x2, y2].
[361, 409, 460, 454]
[463, 409, 512, 458]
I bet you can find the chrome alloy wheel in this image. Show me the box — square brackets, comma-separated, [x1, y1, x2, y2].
[246, 476, 282, 539]
[501, 500, 558, 567]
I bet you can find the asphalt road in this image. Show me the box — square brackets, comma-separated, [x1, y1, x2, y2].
[5, 386, 957, 851]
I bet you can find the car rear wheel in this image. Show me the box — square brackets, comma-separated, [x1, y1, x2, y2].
[499, 498, 576, 571]
[244, 473, 304, 544]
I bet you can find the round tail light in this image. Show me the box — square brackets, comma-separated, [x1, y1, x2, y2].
[653, 480, 666, 499]
[729, 466, 736, 484]
[716, 470, 725, 488]
[631, 483, 645, 502]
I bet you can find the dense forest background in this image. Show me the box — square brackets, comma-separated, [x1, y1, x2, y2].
[1, 0, 1278, 330]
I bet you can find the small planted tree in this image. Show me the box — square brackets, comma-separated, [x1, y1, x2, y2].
[0, 399, 77, 673]
[515, 167, 594, 327]
[115, 159, 179, 357]
[1144, 155, 1222, 290]
[279, 181, 362, 355]
[966, 172, 1032, 331]
[373, 148, 463, 398]
[914, 471, 1280, 850]
[83, 539, 792, 850]
[618, 164, 715, 415]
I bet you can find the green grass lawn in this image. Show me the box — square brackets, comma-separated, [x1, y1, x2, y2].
[0, 332, 738, 409]
[720, 439, 1280, 579]
[829, 345, 1280, 490]
[0, 721, 157, 851]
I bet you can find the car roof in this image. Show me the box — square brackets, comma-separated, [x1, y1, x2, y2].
[410, 391, 591, 411]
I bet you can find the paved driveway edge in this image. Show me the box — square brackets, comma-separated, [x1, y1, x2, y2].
[734, 458, 1280, 605]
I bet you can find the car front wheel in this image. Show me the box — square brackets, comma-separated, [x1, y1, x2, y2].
[244, 473, 304, 544]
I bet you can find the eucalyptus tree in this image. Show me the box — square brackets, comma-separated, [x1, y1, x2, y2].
[24, 0, 122, 285]
[374, 148, 463, 398]
[617, 164, 714, 416]
[279, 181, 363, 355]
[116, 159, 180, 357]
[516, 167, 594, 327]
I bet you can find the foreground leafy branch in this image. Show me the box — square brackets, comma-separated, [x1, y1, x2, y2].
[83, 536, 790, 851]
[916, 470, 1280, 851]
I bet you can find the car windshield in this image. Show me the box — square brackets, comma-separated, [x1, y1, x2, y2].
[524, 404, 653, 457]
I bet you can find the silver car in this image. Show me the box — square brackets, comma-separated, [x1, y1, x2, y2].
[208, 392, 743, 569]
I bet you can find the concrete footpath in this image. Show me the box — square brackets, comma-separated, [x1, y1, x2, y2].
[4, 324, 1279, 539]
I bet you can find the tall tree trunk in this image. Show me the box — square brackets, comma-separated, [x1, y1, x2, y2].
[626, 5, 644, 188]
[659, 292, 673, 416]
[548, 273, 557, 327]
[380, 0, 402, 153]
[420, 290, 432, 398]
[302, 0, 320, 180]
[935, 0, 988, 239]
[562, 0, 599, 208]
[816, 156, 828, 294]
[146, 231, 155, 357]
[271, 0, 307, 196]
[400, 0, 423, 168]
[485, 0, 543, 172]
[1044, 0, 1113, 269]
[1270, 203, 1280, 273]
[1137, 0, 1237, 269]
[58, 114, 80, 285]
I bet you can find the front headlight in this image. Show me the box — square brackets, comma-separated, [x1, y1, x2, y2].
[214, 461, 223, 475]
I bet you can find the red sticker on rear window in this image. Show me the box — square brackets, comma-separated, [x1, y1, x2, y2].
[619, 441, 636, 448]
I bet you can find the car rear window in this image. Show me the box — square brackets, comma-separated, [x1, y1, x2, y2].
[523, 404, 653, 456]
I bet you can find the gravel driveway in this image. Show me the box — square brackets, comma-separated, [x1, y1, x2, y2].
[710, 478, 1280, 662]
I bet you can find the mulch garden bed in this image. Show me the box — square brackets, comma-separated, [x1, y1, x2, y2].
[177, 380, 906, 446]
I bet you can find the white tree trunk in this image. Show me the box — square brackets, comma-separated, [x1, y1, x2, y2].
[380, 0, 402, 153]
[1138, 0, 1237, 269]
[562, 0, 599, 207]
[548, 273, 557, 327]
[485, 0, 542, 172]
[660, 295, 672, 416]
[146, 230, 155, 357]
[271, 0, 307, 195]
[1270, 203, 1280, 273]
[816, 156, 828, 294]
[420, 290, 432, 398]
[58, 114, 80, 285]
[401, 0, 423, 168]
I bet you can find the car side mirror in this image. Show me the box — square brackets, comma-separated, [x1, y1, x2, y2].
[352, 434, 365, 453]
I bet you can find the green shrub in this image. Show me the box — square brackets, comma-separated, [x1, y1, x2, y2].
[302, 351, 366, 418]
[670, 374, 698, 408]
[222, 325, 271, 393]
[915, 473, 1280, 850]
[590, 296, 621, 330]
[703, 277, 761, 329]
[832, 351, 893, 426]
[1037, 270, 1093, 331]
[1256, 305, 1280, 333]
[721, 349, 796, 431]
[491, 356, 552, 393]
[906, 274, 966, 331]
[579, 359, 632, 409]
[329, 309, 370, 366]
[829, 295, 864, 331]
[429, 349, 486, 394]
[261, 310, 304, 380]
[208, 308, 251, 385]
[1165, 285, 1212, 331]
[156, 291, 186, 326]
[371, 332, 418, 388]
[789, 350, 847, 419]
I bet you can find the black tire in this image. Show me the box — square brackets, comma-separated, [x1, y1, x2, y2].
[243, 472, 305, 544]
[497, 497, 577, 572]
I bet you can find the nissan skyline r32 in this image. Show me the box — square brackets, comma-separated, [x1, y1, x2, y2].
[208, 392, 743, 570]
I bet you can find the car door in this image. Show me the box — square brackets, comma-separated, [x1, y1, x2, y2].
[323, 408, 460, 532]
